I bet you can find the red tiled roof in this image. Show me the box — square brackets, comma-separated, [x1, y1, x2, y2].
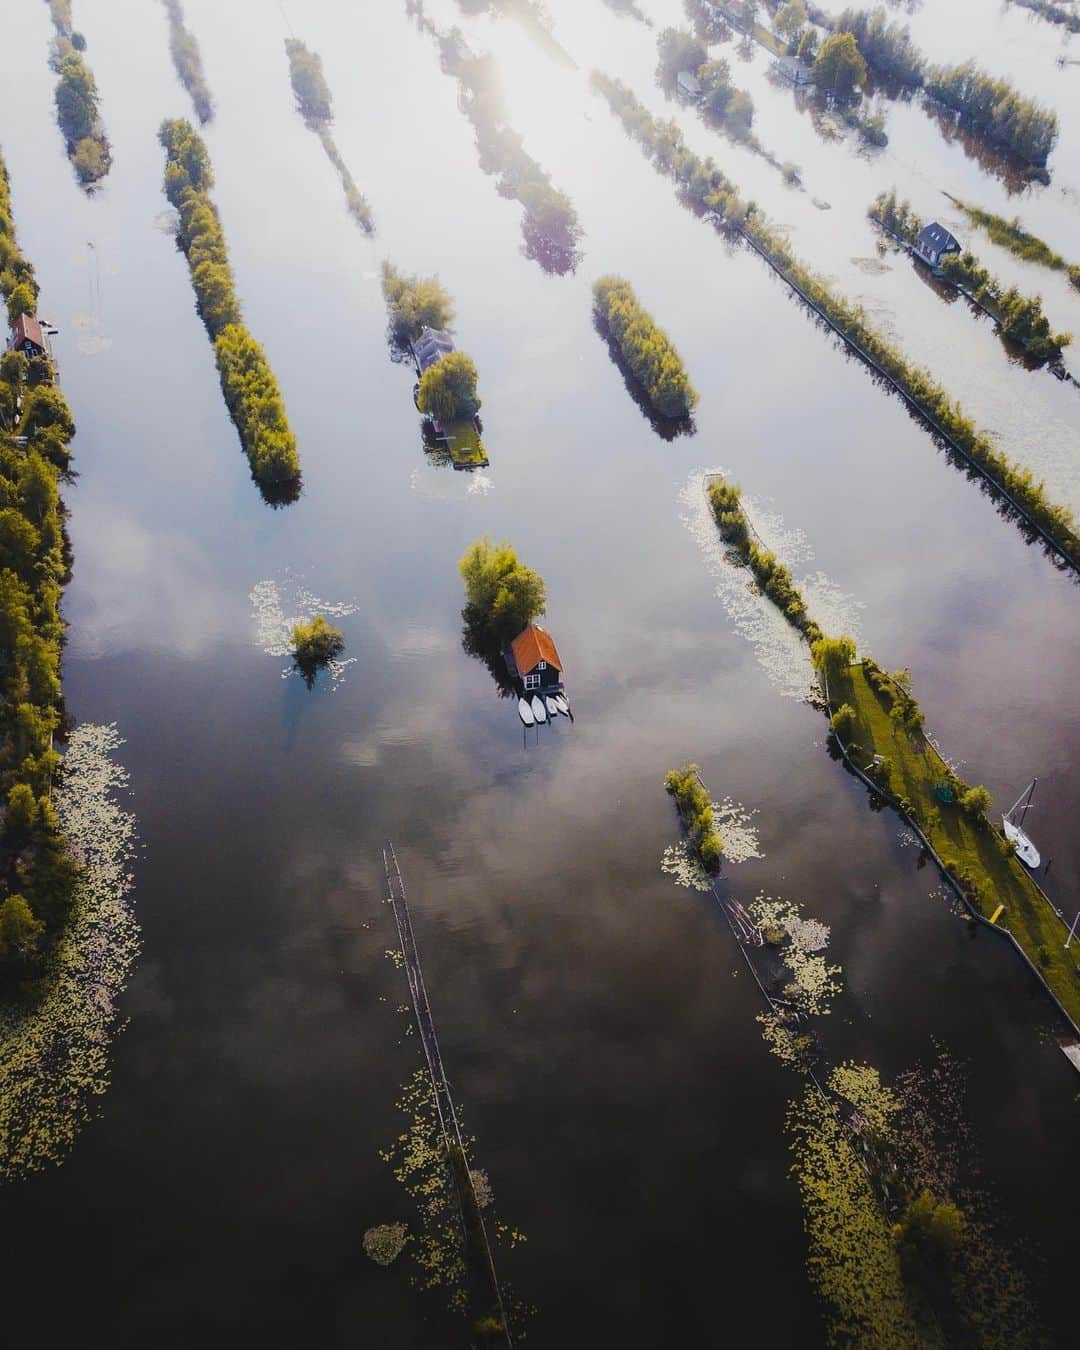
[12, 313, 46, 351]
[511, 625, 561, 675]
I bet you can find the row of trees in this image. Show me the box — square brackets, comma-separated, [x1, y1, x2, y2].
[830, 6, 924, 87]
[952, 198, 1080, 292]
[285, 38, 375, 232]
[593, 274, 699, 420]
[707, 476, 822, 642]
[161, 0, 213, 124]
[592, 71, 1079, 564]
[664, 764, 723, 873]
[444, 39, 582, 274]
[924, 61, 1058, 168]
[46, 10, 111, 187]
[870, 192, 1071, 361]
[160, 119, 301, 496]
[0, 153, 82, 989]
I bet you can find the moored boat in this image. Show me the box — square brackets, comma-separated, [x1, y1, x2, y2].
[531, 694, 547, 723]
[1002, 779, 1040, 869]
[518, 697, 535, 726]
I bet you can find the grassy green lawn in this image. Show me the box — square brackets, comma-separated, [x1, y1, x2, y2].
[837, 663, 1080, 1029]
[442, 417, 488, 468]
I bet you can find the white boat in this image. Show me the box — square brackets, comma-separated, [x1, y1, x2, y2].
[517, 697, 535, 726]
[1002, 779, 1040, 869]
[545, 696, 560, 718]
[554, 694, 570, 716]
[531, 695, 547, 723]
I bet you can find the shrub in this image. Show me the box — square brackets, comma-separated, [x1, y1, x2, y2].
[416, 351, 481, 422]
[958, 784, 992, 821]
[665, 763, 724, 873]
[0, 894, 45, 960]
[459, 537, 546, 642]
[72, 136, 107, 184]
[829, 703, 856, 739]
[291, 614, 344, 670]
[381, 262, 455, 348]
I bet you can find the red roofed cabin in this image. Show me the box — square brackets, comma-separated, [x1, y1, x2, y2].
[9, 314, 51, 361]
[509, 625, 563, 694]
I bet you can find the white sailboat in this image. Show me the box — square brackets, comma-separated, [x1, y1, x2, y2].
[1002, 779, 1040, 869]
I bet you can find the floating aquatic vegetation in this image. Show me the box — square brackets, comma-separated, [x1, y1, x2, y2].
[467, 473, 494, 497]
[660, 840, 711, 892]
[470, 1167, 494, 1209]
[788, 1078, 922, 1347]
[830, 1061, 899, 1137]
[0, 724, 139, 1180]
[249, 573, 358, 689]
[712, 796, 763, 863]
[363, 1222, 409, 1266]
[743, 496, 814, 568]
[756, 1010, 813, 1068]
[751, 894, 839, 1015]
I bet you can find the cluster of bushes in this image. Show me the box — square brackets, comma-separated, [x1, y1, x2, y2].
[444, 43, 581, 273]
[416, 351, 481, 422]
[459, 537, 546, 644]
[950, 198, 1080, 292]
[938, 251, 1071, 361]
[594, 70, 1080, 563]
[664, 764, 723, 873]
[831, 7, 924, 87]
[48, 24, 111, 186]
[0, 155, 81, 992]
[593, 275, 699, 420]
[924, 62, 1058, 167]
[160, 119, 300, 495]
[707, 476, 822, 641]
[381, 262, 455, 350]
[868, 189, 923, 244]
[285, 39, 374, 232]
[162, 0, 213, 124]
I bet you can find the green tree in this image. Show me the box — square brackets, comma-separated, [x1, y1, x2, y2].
[656, 28, 708, 86]
[958, 784, 992, 820]
[811, 634, 857, 690]
[4, 783, 39, 846]
[796, 27, 819, 64]
[0, 348, 29, 387]
[54, 55, 99, 144]
[893, 1190, 966, 1269]
[381, 261, 455, 347]
[813, 32, 867, 96]
[829, 703, 856, 739]
[6, 281, 35, 327]
[72, 136, 107, 184]
[775, 0, 808, 42]
[285, 39, 333, 123]
[192, 260, 242, 335]
[416, 351, 481, 422]
[19, 384, 75, 441]
[0, 894, 44, 960]
[459, 537, 546, 641]
[290, 614, 344, 685]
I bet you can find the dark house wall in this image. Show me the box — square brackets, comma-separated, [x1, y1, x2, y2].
[521, 662, 561, 691]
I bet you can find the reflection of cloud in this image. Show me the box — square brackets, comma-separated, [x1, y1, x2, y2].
[66, 504, 232, 660]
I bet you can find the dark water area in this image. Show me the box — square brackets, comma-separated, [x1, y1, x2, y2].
[0, 0, 1078, 1345]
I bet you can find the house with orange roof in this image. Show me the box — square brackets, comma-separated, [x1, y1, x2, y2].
[507, 624, 563, 694]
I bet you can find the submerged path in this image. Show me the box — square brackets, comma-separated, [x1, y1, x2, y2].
[383, 844, 513, 1347]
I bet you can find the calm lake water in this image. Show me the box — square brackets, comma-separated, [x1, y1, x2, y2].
[1, 0, 1078, 1344]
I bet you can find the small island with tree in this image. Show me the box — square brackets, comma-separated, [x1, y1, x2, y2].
[44, 1, 111, 187]
[290, 614, 345, 688]
[665, 763, 723, 873]
[381, 263, 487, 468]
[593, 274, 699, 426]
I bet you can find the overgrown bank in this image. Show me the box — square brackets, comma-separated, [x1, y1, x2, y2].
[43, 1, 111, 186]
[946, 196, 1080, 293]
[591, 72, 1080, 569]
[159, 119, 301, 499]
[285, 38, 374, 233]
[593, 275, 698, 421]
[665, 764, 723, 872]
[702, 471, 1080, 1032]
[870, 190, 1072, 362]
[0, 152, 81, 996]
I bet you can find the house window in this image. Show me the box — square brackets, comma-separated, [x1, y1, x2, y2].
[538, 661, 546, 670]
[524, 673, 541, 689]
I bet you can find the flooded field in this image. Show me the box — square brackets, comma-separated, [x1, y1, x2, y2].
[0, 1, 1077, 1345]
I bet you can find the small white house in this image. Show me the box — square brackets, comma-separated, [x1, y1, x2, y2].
[677, 70, 702, 101]
[914, 222, 961, 271]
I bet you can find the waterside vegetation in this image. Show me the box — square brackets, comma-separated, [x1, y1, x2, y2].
[946, 196, 1080, 292]
[161, 0, 213, 123]
[284, 38, 374, 233]
[870, 191, 1072, 362]
[44, 1, 111, 186]
[590, 73, 1080, 567]
[0, 153, 81, 995]
[291, 614, 345, 688]
[159, 120, 300, 499]
[459, 538, 546, 646]
[665, 764, 723, 872]
[593, 275, 698, 421]
[381, 263, 455, 351]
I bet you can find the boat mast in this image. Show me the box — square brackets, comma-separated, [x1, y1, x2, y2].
[1018, 777, 1037, 830]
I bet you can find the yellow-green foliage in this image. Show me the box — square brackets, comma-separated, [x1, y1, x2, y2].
[381, 262, 455, 348]
[951, 198, 1073, 276]
[0, 152, 80, 991]
[868, 188, 923, 244]
[664, 763, 723, 873]
[594, 71, 1080, 563]
[924, 61, 1058, 167]
[458, 537, 546, 642]
[939, 250, 1070, 360]
[593, 275, 698, 419]
[159, 119, 300, 493]
[290, 613, 344, 668]
[417, 351, 481, 422]
[47, 17, 110, 186]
